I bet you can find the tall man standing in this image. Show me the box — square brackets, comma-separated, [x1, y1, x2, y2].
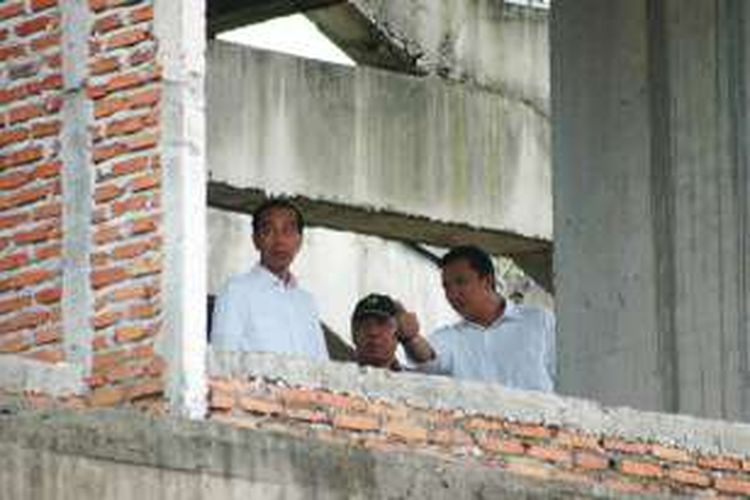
[211, 198, 328, 361]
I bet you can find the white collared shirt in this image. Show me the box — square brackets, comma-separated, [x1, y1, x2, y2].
[211, 264, 328, 360]
[418, 302, 556, 392]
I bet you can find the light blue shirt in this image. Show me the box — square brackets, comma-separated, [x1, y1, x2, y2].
[211, 264, 328, 360]
[418, 302, 556, 392]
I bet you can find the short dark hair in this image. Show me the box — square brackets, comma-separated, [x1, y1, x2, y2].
[440, 245, 496, 285]
[252, 197, 304, 235]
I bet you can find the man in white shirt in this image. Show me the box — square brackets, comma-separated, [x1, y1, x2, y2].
[211, 198, 328, 361]
[367, 245, 555, 392]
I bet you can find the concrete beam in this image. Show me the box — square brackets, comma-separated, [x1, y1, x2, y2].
[208, 183, 550, 257]
[207, 0, 344, 36]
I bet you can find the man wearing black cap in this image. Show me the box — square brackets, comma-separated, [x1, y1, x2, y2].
[351, 293, 434, 370]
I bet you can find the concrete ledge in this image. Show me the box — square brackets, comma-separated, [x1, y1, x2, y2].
[0, 409, 610, 499]
[209, 350, 750, 457]
[0, 355, 84, 397]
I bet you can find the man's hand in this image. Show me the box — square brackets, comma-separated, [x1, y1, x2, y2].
[394, 301, 420, 342]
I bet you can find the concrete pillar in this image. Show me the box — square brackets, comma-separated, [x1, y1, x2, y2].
[552, 0, 750, 420]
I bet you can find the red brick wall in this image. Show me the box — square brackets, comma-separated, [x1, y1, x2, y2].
[0, 0, 64, 362]
[85, 0, 164, 406]
[0, 0, 165, 407]
[209, 376, 750, 497]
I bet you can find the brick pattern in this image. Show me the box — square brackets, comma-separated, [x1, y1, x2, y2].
[209, 377, 750, 498]
[0, 0, 63, 363]
[86, 0, 164, 405]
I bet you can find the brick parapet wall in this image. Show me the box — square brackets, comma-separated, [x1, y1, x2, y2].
[85, 0, 164, 406]
[0, 0, 64, 363]
[209, 352, 750, 497]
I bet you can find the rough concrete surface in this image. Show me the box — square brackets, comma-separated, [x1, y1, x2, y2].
[0, 409, 617, 499]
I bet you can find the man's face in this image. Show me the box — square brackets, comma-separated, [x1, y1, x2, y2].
[354, 316, 398, 368]
[441, 258, 494, 321]
[253, 207, 302, 276]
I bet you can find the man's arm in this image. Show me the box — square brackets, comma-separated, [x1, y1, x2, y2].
[211, 282, 245, 350]
[394, 302, 435, 363]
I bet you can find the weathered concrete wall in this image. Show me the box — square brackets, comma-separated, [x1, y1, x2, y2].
[552, 0, 750, 421]
[308, 0, 549, 114]
[207, 41, 551, 250]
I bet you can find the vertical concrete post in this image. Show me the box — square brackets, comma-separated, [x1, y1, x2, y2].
[155, 0, 207, 418]
[552, 0, 750, 420]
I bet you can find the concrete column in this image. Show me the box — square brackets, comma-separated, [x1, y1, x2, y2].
[155, 0, 207, 418]
[552, 0, 750, 420]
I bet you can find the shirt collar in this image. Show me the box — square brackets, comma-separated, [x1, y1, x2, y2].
[251, 263, 298, 289]
[460, 298, 521, 330]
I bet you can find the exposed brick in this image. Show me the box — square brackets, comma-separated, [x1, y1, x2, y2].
[129, 87, 160, 109]
[9, 61, 39, 80]
[31, 120, 61, 139]
[0, 252, 29, 272]
[45, 52, 61, 69]
[128, 46, 155, 66]
[574, 451, 610, 471]
[0, 171, 32, 190]
[94, 183, 124, 203]
[0, 336, 31, 353]
[143, 355, 165, 377]
[0, 268, 56, 292]
[34, 243, 62, 261]
[0, 145, 43, 169]
[94, 223, 122, 244]
[34, 328, 60, 345]
[0, 2, 24, 21]
[94, 96, 128, 118]
[209, 389, 234, 410]
[697, 455, 742, 471]
[15, 14, 58, 37]
[30, 348, 64, 363]
[128, 256, 160, 277]
[111, 240, 152, 260]
[667, 467, 711, 487]
[130, 5, 153, 23]
[239, 397, 283, 415]
[127, 132, 158, 152]
[114, 325, 150, 343]
[90, 55, 120, 75]
[651, 444, 691, 463]
[333, 413, 380, 432]
[127, 378, 164, 401]
[385, 420, 429, 442]
[108, 360, 143, 382]
[105, 69, 158, 94]
[41, 73, 63, 90]
[105, 28, 150, 50]
[0, 185, 51, 211]
[0, 212, 29, 230]
[130, 214, 158, 235]
[0, 310, 51, 335]
[91, 266, 128, 289]
[130, 172, 159, 191]
[92, 335, 108, 351]
[31, 32, 61, 51]
[90, 385, 125, 407]
[0, 44, 25, 62]
[556, 431, 602, 451]
[9, 104, 45, 124]
[106, 113, 152, 138]
[93, 142, 129, 163]
[13, 222, 60, 244]
[619, 459, 662, 478]
[92, 350, 125, 373]
[31, 0, 58, 12]
[527, 445, 573, 465]
[0, 128, 30, 148]
[715, 476, 750, 496]
[35, 286, 61, 304]
[0, 295, 31, 314]
[111, 155, 149, 176]
[92, 13, 122, 34]
[112, 194, 150, 215]
[603, 438, 651, 455]
[32, 201, 61, 220]
[506, 422, 553, 440]
[92, 310, 121, 329]
[44, 95, 62, 113]
[482, 436, 525, 455]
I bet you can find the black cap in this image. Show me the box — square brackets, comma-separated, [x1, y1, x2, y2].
[352, 294, 398, 322]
